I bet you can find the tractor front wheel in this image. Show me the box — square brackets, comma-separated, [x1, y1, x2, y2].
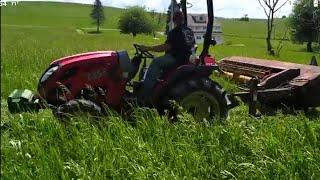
[53, 99, 102, 120]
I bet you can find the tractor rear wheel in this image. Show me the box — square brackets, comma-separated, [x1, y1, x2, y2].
[53, 99, 102, 120]
[165, 78, 229, 122]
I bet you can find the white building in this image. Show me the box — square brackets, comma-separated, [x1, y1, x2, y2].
[187, 14, 223, 44]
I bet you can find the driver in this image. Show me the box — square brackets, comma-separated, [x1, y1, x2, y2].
[138, 11, 195, 103]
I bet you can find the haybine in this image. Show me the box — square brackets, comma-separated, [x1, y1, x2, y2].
[7, 0, 320, 121]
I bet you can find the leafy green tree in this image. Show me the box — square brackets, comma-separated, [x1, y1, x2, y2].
[289, 0, 320, 52]
[118, 6, 154, 37]
[90, 0, 105, 33]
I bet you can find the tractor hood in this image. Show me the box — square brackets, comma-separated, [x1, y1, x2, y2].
[51, 51, 117, 66]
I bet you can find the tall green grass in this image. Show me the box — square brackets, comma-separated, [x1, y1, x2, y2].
[1, 2, 320, 179]
[1, 105, 319, 179]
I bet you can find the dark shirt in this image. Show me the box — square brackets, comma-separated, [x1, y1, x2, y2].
[165, 25, 195, 65]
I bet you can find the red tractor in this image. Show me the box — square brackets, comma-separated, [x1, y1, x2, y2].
[8, 43, 233, 121]
[8, 0, 235, 122]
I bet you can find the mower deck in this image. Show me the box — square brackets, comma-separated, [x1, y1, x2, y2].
[219, 56, 320, 108]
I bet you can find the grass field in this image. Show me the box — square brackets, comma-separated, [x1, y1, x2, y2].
[1, 2, 320, 179]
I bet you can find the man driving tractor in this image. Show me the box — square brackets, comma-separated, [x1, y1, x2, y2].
[138, 11, 196, 103]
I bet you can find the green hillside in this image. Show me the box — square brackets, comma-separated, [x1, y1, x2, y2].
[220, 18, 288, 39]
[2, 1, 317, 64]
[1, 1, 124, 29]
[1, 2, 320, 179]
[1, 2, 287, 37]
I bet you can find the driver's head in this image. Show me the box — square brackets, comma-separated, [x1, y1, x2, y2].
[173, 11, 184, 26]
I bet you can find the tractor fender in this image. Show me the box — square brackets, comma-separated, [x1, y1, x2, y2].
[155, 65, 219, 98]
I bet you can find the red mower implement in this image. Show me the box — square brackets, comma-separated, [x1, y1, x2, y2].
[220, 56, 320, 116]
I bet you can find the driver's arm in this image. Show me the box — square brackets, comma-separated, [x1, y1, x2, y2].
[150, 43, 171, 52]
[142, 43, 171, 52]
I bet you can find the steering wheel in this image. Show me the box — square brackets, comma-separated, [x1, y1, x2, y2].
[133, 44, 154, 59]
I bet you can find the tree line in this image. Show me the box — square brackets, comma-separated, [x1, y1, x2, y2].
[290, 0, 320, 52]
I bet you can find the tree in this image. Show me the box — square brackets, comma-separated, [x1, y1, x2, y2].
[289, 0, 320, 52]
[118, 6, 154, 37]
[158, 11, 165, 29]
[239, 14, 250, 21]
[90, 0, 105, 33]
[165, 0, 180, 35]
[149, 9, 157, 37]
[257, 0, 289, 55]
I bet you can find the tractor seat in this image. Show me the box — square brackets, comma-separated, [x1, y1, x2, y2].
[118, 50, 136, 80]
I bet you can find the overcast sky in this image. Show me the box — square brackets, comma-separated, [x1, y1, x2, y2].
[18, 0, 295, 19]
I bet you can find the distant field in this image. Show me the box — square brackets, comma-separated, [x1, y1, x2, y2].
[2, 1, 319, 64]
[220, 18, 287, 39]
[1, 2, 320, 179]
[1, 2, 124, 29]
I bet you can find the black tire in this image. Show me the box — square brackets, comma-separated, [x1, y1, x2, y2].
[162, 78, 229, 122]
[53, 99, 102, 120]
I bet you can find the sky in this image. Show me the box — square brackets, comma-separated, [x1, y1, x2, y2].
[17, 0, 295, 19]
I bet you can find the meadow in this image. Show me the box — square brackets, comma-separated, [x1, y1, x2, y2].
[1, 2, 320, 179]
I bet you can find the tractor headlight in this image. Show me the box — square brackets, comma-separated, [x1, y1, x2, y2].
[40, 65, 59, 83]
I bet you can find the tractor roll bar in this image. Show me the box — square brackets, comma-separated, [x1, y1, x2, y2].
[199, 0, 215, 64]
[180, 0, 188, 26]
[180, 0, 215, 65]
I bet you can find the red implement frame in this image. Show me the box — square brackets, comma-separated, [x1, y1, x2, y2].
[218, 56, 320, 113]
